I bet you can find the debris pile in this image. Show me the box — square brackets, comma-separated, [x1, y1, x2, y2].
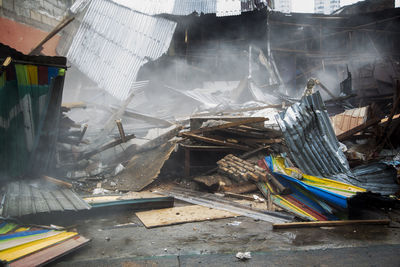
[1, 0, 400, 263]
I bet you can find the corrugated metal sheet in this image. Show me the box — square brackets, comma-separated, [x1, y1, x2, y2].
[276, 91, 351, 177]
[0, 181, 91, 218]
[333, 163, 400, 196]
[112, 0, 269, 17]
[276, 92, 400, 195]
[67, 0, 177, 100]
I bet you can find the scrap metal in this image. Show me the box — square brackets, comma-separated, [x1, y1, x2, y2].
[67, 0, 177, 100]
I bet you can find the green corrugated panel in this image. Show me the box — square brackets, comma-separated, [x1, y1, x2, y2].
[0, 63, 65, 179]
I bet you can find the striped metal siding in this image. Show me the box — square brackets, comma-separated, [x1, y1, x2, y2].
[1, 182, 91, 218]
[172, 0, 216, 15]
[67, 0, 177, 100]
[112, 0, 268, 16]
[275, 91, 350, 177]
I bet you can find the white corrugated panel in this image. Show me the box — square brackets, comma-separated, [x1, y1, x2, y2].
[68, 0, 177, 100]
[216, 0, 242, 17]
[112, 0, 268, 16]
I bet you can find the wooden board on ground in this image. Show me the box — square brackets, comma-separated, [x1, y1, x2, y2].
[83, 192, 165, 204]
[136, 205, 239, 228]
[272, 219, 391, 229]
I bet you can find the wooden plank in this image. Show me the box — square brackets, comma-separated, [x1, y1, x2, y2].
[30, 16, 75, 55]
[79, 133, 136, 160]
[182, 133, 251, 151]
[42, 176, 72, 188]
[187, 117, 268, 135]
[337, 113, 400, 141]
[337, 117, 381, 141]
[83, 192, 165, 204]
[136, 205, 239, 228]
[61, 102, 86, 109]
[9, 235, 90, 267]
[84, 195, 174, 208]
[223, 192, 255, 201]
[273, 219, 391, 229]
[0, 232, 77, 262]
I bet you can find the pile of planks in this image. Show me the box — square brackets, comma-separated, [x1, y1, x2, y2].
[181, 117, 282, 151]
[217, 154, 267, 183]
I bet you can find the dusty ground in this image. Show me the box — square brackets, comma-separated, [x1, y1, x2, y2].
[37, 202, 400, 267]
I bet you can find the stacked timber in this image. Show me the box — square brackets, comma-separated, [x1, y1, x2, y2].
[217, 154, 267, 183]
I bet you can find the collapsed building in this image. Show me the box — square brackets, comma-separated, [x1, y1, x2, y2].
[0, 0, 400, 265]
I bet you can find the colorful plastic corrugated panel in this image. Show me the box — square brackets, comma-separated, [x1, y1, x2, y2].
[0, 63, 63, 178]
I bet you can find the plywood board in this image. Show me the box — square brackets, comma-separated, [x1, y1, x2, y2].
[136, 205, 239, 228]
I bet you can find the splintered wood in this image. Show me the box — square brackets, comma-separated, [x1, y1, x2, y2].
[135, 205, 239, 228]
[217, 154, 267, 183]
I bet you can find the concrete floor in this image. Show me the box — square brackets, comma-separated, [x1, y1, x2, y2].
[44, 204, 400, 267]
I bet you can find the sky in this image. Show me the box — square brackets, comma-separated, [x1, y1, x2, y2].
[292, 0, 376, 13]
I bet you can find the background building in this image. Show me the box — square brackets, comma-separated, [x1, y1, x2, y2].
[275, 0, 292, 13]
[315, 0, 340, 14]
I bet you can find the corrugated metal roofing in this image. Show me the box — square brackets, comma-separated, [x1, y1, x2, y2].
[0, 181, 91, 218]
[276, 91, 351, 177]
[333, 163, 400, 196]
[67, 0, 177, 100]
[112, 0, 269, 17]
[276, 92, 400, 195]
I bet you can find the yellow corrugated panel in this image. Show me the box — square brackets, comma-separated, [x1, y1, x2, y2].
[0, 231, 77, 262]
[27, 65, 38, 85]
[14, 228, 30, 233]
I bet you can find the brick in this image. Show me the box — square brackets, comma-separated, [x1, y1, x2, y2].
[14, 5, 30, 17]
[41, 14, 59, 26]
[2, 0, 14, 11]
[52, 4, 65, 17]
[30, 10, 42, 21]
[57, 0, 68, 9]
[43, 0, 55, 15]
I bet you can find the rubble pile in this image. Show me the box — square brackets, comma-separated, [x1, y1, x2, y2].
[0, 0, 400, 264]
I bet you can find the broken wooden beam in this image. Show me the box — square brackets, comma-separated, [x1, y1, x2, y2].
[188, 117, 269, 135]
[337, 117, 382, 141]
[79, 133, 136, 160]
[265, 172, 291, 195]
[273, 219, 391, 229]
[42, 175, 72, 188]
[78, 124, 88, 143]
[115, 119, 126, 143]
[30, 16, 75, 55]
[337, 113, 400, 142]
[220, 182, 258, 194]
[61, 102, 87, 109]
[183, 133, 252, 151]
